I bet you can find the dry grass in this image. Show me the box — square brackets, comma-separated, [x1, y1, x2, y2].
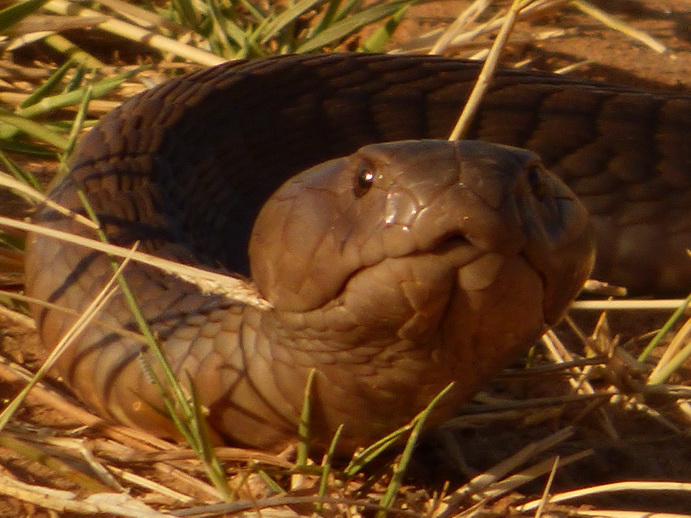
[0, 0, 689, 517]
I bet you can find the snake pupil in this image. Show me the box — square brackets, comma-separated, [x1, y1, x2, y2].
[354, 168, 375, 197]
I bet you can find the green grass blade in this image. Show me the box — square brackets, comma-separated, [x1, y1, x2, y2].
[639, 291, 691, 363]
[647, 336, 691, 385]
[0, 111, 69, 150]
[0, 139, 57, 156]
[296, 0, 410, 53]
[206, 0, 239, 57]
[238, 0, 269, 24]
[20, 60, 74, 109]
[307, 0, 341, 38]
[17, 67, 146, 119]
[359, 1, 415, 52]
[296, 369, 316, 467]
[209, 0, 255, 57]
[0, 229, 24, 251]
[376, 382, 455, 517]
[260, 0, 327, 44]
[188, 379, 233, 501]
[334, 0, 362, 21]
[64, 140, 234, 499]
[0, 150, 42, 191]
[0, 0, 51, 33]
[344, 426, 411, 478]
[63, 79, 93, 157]
[171, 0, 199, 29]
[43, 34, 103, 68]
[344, 382, 455, 478]
[65, 63, 87, 92]
[315, 423, 343, 513]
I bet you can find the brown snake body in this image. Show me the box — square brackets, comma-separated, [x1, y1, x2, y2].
[25, 54, 690, 453]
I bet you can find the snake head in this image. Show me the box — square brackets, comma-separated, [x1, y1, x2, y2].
[250, 139, 594, 328]
[247, 140, 594, 452]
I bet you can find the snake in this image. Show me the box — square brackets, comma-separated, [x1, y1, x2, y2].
[24, 53, 690, 454]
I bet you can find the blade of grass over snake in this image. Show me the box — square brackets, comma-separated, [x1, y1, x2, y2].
[64, 80, 92, 156]
[0, 173, 94, 224]
[0, 289, 148, 343]
[0, 249, 133, 432]
[187, 378, 233, 500]
[64, 145, 234, 499]
[0, 215, 269, 307]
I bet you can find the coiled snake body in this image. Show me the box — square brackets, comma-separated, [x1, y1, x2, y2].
[25, 54, 690, 453]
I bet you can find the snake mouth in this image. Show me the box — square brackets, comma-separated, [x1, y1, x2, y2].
[331, 229, 482, 310]
[426, 231, 475, 255]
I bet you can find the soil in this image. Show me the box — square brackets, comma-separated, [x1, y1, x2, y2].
[392, 0, 690, 91]
[0, 1, 689, 517]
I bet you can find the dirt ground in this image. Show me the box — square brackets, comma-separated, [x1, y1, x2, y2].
[0, 0, 689, 517]
[394, 0, 690, 90]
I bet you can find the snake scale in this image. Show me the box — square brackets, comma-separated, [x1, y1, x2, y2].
[25, 54, 691, 454]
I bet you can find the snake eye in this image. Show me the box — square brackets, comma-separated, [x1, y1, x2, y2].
[354, 168, 375, 197]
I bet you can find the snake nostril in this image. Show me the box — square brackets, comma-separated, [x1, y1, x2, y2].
[526, 164, 564, 225]
[527, 164, 546, 199]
